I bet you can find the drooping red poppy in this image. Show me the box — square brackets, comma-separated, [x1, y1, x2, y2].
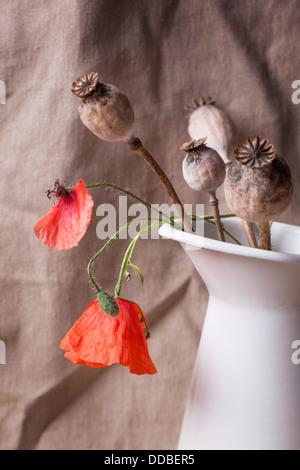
[60, 297, 157, 375]
[34, 179, 93, 250]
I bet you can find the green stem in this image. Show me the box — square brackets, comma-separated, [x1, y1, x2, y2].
[205, 219, 242, 245]
[184, 213, 236, 222]
[86, 182, 182, 230]
[173, 213, 241, 245]
[87, 217, 162, 292]
[115, 221, 161, 298]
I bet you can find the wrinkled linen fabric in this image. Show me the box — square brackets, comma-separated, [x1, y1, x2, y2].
[0, 0, 299, 450]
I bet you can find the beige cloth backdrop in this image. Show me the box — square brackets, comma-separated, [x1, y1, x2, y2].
[0, 0, 299, 450]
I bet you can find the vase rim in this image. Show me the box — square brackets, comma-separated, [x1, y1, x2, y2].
[159, 220, 300, 264]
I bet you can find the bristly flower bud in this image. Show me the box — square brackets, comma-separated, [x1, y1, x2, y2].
[97, 291, 120, 317]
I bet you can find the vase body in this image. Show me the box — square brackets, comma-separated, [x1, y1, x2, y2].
[159, 219, 300, 450]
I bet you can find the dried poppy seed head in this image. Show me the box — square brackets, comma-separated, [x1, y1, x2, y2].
[185, 96, 236, 164]
[72, 72, 135, 142]
[181, 136, 226, 241]
[224, 136, 293, 223]
[181, 137, 226, 194]
[234, 135, 276, 169]
[179, 138, 207, 152]
[71, 72, 99, 98]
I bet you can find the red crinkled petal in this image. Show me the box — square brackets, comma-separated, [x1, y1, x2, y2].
[34, 180, 93, 250]
[60, 299, 157, 375]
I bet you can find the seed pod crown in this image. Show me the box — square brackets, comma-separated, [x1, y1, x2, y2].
[184, 96, 215, 118]
[71, 72, 99, 98]
[180, 138, 207, 153]
[234, 135, 276, 169]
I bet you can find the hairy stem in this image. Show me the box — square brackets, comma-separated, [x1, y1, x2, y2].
[115, 221, 161, 298]
[87, 217, 162, 292]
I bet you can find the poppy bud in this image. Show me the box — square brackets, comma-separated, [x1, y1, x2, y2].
[97, 291, 120, 317]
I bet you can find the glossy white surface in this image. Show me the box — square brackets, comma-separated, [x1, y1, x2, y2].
[159, 218, 300, 262]
[159, 219, 300, 450]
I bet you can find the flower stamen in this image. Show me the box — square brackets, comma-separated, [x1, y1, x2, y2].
[46, 180, 70, 200]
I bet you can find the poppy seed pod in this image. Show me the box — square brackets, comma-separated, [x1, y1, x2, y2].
[224, 135, 293, 250]
[181, 138, 226, 195]
[72, 72, 192, 232]
[185, 97, 236, 164]
[225, 136, 293, 223]
[181, 138, 226, 241]
[71, 72, 134, 143]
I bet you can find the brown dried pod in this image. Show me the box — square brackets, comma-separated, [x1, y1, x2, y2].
[224, 135, 293, 250]
[72, 72, 134, 142]
[72, 72, 192, 232]
[185, 96, 236, 164]
[181, 138, 226, 241]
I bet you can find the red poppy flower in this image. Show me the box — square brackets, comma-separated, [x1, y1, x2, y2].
[34, 180, 93, 250]
[60, 297, 157, 375]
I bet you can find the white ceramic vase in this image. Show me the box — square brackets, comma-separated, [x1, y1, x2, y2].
[159, 218, 300, 450]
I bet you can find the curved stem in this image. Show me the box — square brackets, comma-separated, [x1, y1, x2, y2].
[128, 136, 192, 233]
[172, 213, 241, 244]
[115, 221, 161, 298]
[86, 182, 182, 231]
[87, 217, 162, 292]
